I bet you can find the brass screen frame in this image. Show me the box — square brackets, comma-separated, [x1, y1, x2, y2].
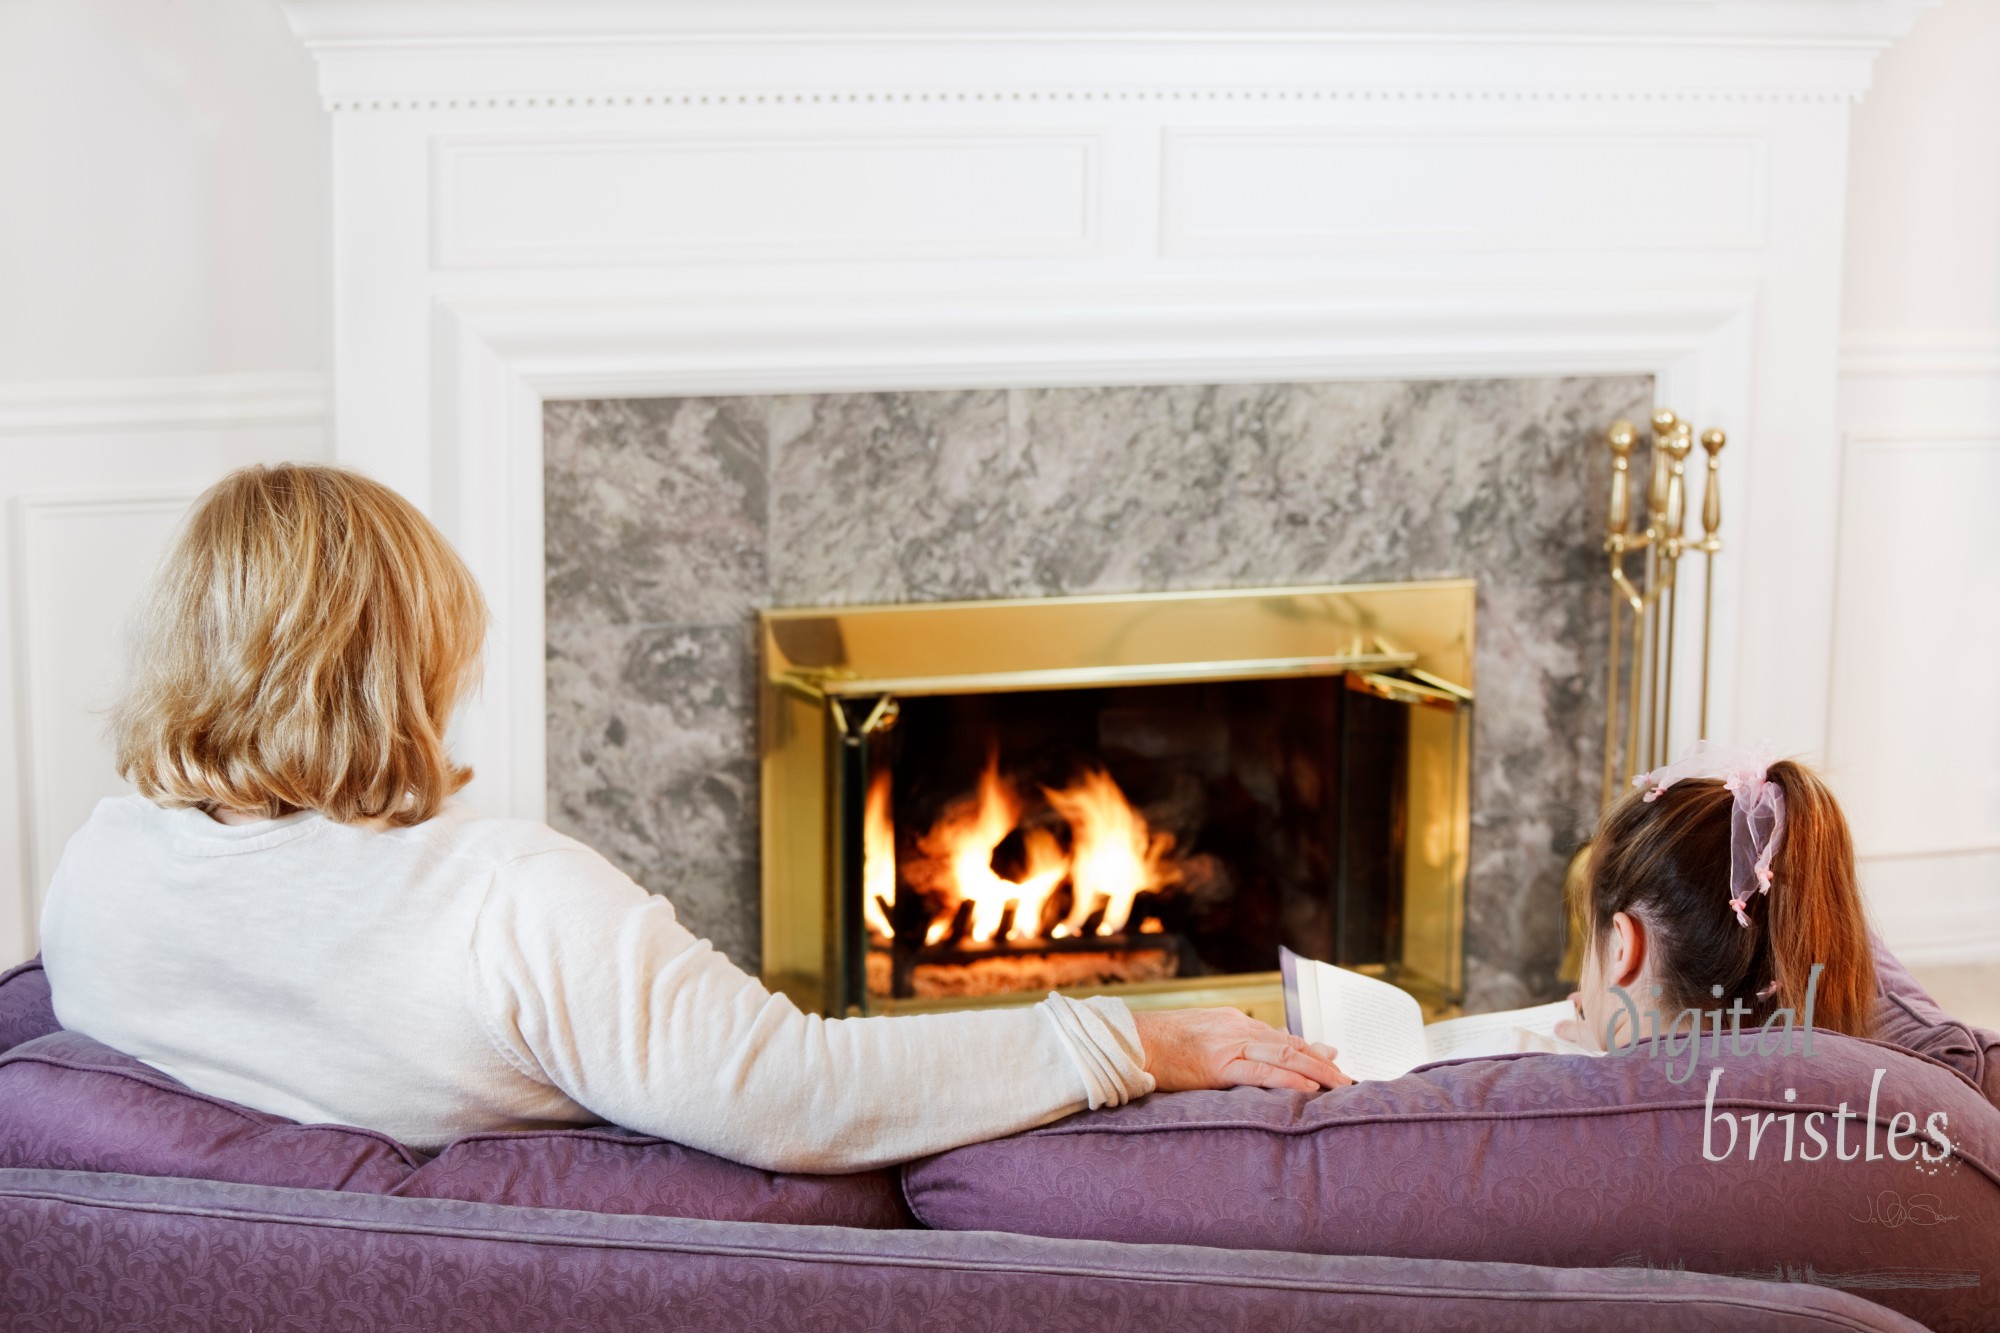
[759, 580, 1474, 1019]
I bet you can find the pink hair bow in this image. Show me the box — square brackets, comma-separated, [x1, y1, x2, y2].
[1634, 740, 1786, 929]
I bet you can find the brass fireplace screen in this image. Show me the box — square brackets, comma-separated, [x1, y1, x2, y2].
[759, 581, 1473, 1023]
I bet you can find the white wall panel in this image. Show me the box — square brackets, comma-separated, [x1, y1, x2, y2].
[435, 133, 1101, 268]
[1854, 851, 2000, 962]
[1830, 408, 2000, 962]
[15, 494, 195, 920]
[0, 380, 328, 967]
[1162, 130, 1766, 255]
[1829, 435, 2000, 860]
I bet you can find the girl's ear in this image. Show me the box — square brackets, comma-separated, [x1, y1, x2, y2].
[1609, 910, 1648, 990]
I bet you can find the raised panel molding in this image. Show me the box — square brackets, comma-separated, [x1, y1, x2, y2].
[1162, 129, 1767, 255]
[15, 493, 197, 937]
[0, 375, 329, 435]
[1829, 431, 2000, 856]
[433, 133, 1102, 268]
[1828, 430, 2000, 963]
[1839, 331, 2000, 379]
[1861, 850, 2000, 965]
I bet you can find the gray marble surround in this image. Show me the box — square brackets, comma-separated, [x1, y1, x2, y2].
[545, 376, 1652, 1010]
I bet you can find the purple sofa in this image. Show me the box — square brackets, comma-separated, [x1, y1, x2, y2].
[3, 952, 1992, 1332]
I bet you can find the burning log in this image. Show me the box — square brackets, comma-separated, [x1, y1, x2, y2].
[869, 932, 1182, 1000]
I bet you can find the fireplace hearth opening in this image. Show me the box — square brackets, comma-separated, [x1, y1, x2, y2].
[760, 582, 1473, 1023]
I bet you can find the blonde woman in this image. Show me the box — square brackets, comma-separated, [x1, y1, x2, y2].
[39, 464, 1347, 1171]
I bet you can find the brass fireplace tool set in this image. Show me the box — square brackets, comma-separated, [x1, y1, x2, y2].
[1565, 407, 1728, 980]
[1599, 407, 1727, 810]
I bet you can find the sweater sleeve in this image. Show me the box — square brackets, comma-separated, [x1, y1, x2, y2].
[467, 844, 1155, 1172]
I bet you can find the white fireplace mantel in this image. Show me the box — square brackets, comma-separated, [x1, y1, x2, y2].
[281, 0, 1933, 821]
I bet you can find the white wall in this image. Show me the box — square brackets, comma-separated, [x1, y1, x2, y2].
[0, 0, 331, 966]
[1831, 0, 2000, 962]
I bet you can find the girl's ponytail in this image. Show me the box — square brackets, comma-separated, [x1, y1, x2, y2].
[1762, 760, 1875, 1034]
[1586, 752, 1877, 1038]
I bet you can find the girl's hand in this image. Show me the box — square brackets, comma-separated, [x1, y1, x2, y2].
[1132, 1006, 1352, 1093]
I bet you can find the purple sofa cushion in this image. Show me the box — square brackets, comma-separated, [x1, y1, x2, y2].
[1870, 933, 2000, 1107]
[0, 957, 58, 1055]
[904, 1034, 2000, 1333]
[395, 1125, 912, 1228]
[0, 1168, 1933, 1333]
[0, 1031, 420, 1193]
[1873, 988, 1998, 1106]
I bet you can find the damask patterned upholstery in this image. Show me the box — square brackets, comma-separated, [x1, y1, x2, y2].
[1870, 932, 2000, 1107]
[0, 958, 56, 1055]
[903, 1034, 2000, 1333]
[0, 1168, 1930, 1332]
[394, 1125, 911, 1228]
[0, 1031, 422, 1193]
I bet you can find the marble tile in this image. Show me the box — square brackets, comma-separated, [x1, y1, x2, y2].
[544, 618, 761, 967]
[768, 377, 1650, 605]
[545, 398, 768, 628]
[549, 374, 1654, 999]
[1464, 808, 1585, 1012]
[765, 389, 1013, 604]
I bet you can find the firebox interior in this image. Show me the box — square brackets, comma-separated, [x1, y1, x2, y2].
[759, 582, 1473, 1024]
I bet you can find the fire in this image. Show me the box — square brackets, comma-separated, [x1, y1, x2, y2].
[915, 757, 1067, 943]
[890, 756, 1177, 949]
[862, 771, 897, 942]
[1046, 768, 1177, 938]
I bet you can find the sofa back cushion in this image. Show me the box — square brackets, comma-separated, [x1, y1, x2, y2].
[0, 1031, 420, 1193]
[395, 1126, 911, 1228]
[1870, 934, 2000, 1108]
[0, 958, 58, 1055]
[1873, 988, 1999, 1107]
[904, 1034, 2000, 1333]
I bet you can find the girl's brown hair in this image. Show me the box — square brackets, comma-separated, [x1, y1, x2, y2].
[1584, 760, 1876, 1036]
[113, 464, 488, 827]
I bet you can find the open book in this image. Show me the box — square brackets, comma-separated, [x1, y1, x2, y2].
[1280, 947, 1586, 1082]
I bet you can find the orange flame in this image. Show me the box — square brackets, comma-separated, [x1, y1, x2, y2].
[1045, 768, 1176, 938]
[862, 771, 896, 943]
[899, 758, 1176, 948]
[919, 756, 1067, 943]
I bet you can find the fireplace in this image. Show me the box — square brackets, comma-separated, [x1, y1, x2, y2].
[760, 581, 1472, 1021]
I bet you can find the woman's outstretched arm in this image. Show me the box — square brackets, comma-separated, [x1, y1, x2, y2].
[469, 842, 1342, 1172]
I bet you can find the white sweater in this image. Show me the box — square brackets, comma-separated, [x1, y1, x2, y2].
[38, 796, 1154, 1169]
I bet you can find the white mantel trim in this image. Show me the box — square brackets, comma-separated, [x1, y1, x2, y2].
[325, 87, 1873, 116]
[431, 281, 1753, 821]
[283, 0, 1935, 46]
[286, 1, 1933, 109]
[287, 0, 1922, 822]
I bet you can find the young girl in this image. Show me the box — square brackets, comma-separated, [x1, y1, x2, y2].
[38, 463, 1346, 1172]
[1570, 744, 1877, 1053]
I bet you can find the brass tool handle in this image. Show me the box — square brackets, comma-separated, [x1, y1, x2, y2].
[1700, 428, 1726, 551]
[1606, 419, 1636, 546]
[1648, 408, 1678, 526]
[1663, 421, 1693, 558]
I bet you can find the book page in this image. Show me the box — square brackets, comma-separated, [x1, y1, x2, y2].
[1280, 948, 1430, 1081]
[1420, 1000, 1586, 1062]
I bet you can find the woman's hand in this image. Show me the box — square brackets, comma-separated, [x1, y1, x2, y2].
[1131, 1007, 1352, 1093]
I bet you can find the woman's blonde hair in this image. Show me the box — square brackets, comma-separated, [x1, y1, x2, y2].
[114, 463, 488, 826]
